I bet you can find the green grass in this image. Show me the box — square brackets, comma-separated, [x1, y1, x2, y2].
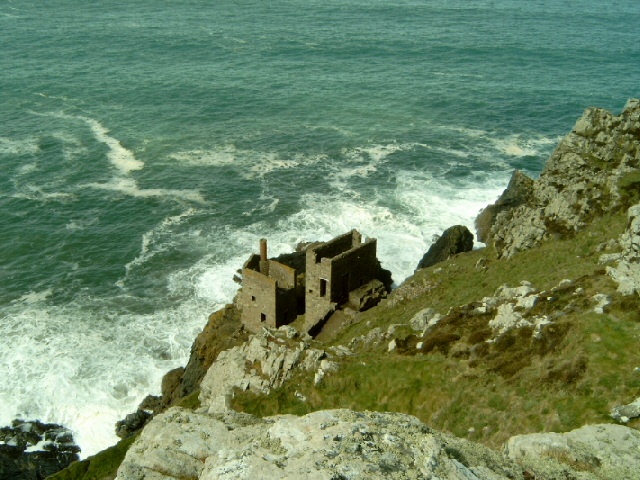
[332, 212, 627, 346]
[617, 169, 640, 209]
[174, 389, 201, 410]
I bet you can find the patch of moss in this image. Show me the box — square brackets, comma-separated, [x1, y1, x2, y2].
[174, 389, 201, 410]
[618, 169, 640, 209]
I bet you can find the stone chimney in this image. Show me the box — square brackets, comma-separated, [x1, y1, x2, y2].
[259, 238, 269, 275]
[260, 238, 267, 262]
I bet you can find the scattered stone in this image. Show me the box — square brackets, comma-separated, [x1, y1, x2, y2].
[319, 359, 339, 373]
[416, 225, 474, 270]
[329, 345, 353, 357]
[300, 348, 325, 371]
[596, 238, 620, 252]
[532, 316, 553, 340]
[313, 360, 340, 386]
[592, 293, 612, 314]
[599, 252, 623, 263]
[278, 325, 298, 339]
[347, 327, 386, 350]
[516, 295, 538, 310]
[386, 323, 402, 336]
[496, 282, 537, 300]
[489, 304, 531, 334]
[475, 257, 488, 270]
[409, 307, 442, 332]
[611, 397, 640, 423]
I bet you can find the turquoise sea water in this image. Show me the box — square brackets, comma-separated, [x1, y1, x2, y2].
[1, 0, 639, 455]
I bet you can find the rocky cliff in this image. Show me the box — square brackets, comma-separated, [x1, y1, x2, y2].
[477, 99, 640, 258]
[52, 100, 640, 480]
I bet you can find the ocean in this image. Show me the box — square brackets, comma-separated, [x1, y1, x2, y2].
[1, 0, 638, 457]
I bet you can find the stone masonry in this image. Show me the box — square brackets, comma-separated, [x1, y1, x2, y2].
[237, 230, 388, 334]
[305, 230, 380, 332]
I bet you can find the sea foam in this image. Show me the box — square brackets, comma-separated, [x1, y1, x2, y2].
[80, 116, 145, 175]
[0, 136, 40, 156]
[0, 294, 211, 458]
[84, 177, 205, 203]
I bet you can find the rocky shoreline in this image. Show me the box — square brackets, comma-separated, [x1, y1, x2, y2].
[45, 99, 640, 479]
[0, 420, 79, 480]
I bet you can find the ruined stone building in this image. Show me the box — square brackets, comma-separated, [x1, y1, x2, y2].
[236, 230, 391, 335]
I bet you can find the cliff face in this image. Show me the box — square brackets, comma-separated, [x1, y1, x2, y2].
[477, 99, 640, 258]
[63, 100, 640, 480]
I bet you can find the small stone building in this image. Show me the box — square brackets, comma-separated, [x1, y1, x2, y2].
[237, 231, 390, 335]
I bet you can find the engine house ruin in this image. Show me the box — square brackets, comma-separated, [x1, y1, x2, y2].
[236, 230, 391, 335]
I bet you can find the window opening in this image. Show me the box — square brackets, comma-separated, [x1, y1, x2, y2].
[320, 279, 327, 297]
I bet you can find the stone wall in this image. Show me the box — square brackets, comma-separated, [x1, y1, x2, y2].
[310, 230, 361, 262]
[305, 232, 379, 331]
[327, 239, 378, 304]
[239, 258, 299, 332]
[239, 230, 385, 334]
[239, 268, 278, 332]
[266, 261, 296, 289]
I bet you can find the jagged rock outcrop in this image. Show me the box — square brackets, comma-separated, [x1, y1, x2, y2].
[604, 202, 640, 296]
[478, 99, 640, 258]
[0, 420, 79, 480]
[476, 170, 535, 243]
[416, 225, 474, 270]
[115, 410, 153, 439]
[160, 305, 249, 408]
[198, 326, 327, 411]
[505, 423, 640, 480]
[409, 307, 442, 333]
